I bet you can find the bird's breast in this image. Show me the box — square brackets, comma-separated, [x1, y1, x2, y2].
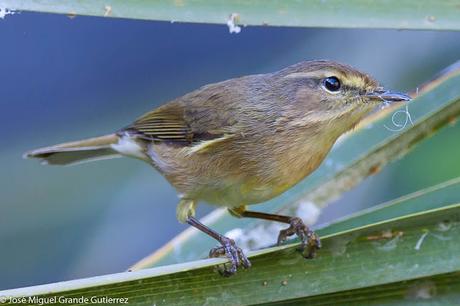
[147, 128, 335, 207]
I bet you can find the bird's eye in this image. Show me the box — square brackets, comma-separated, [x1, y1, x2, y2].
[322, 76, 341, 93]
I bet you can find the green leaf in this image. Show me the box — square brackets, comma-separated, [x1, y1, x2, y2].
[268, 272, 460, 305]
[133, 62, 460, 269]
[318, 176, 460, 237]
[1, 186, 460, 305]
[2, 0, 460, 31]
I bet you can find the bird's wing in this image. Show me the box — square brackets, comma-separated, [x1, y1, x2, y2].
[121, 100, 237, 148]
[123, 104, 194, 144]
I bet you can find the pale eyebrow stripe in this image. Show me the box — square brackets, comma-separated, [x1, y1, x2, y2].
[283, 70, 344, 79]
[283, 71, 364, 89]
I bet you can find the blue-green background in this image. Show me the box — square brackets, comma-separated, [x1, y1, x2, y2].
[0, 12, 459, 290]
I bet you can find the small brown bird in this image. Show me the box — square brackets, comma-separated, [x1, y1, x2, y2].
[25, 60, 410, 275]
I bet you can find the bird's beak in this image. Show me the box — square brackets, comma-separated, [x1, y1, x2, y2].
[365, 89, 412, 103]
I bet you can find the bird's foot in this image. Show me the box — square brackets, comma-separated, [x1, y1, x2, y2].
[209, 236, 251, 276]
[277, 217, 321, 258]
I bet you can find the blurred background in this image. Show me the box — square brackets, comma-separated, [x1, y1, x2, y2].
[0, 12, 459, 290]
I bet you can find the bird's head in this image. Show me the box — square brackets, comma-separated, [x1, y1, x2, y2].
[272, 60, 411, 133]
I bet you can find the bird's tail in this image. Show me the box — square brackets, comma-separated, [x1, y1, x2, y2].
[24, 134, 121, 166]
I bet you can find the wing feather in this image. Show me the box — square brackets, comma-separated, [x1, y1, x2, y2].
[121, 103, 226, 145]
[120, 83, 243, 148]
[120, 105, 193, 143]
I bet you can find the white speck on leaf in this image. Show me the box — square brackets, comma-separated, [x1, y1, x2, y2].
[375, 233, 401, 251]
[227, 13, 241, 34]
[0, 8, 16, 19]
[414, 230, 429, 250]
[426, 15, 436, 23]
[381, 229, 394, 239]
[430, 232, 452, 241]
[104, 5, 112, 17]
[203, 296, 219, 306]
[437, 220, 452, 232]
[406, 280, 436, 300]
[329, 235, 354, 256]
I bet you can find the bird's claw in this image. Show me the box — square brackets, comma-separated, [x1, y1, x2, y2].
[209, 236, 251, 276]
[277, 217, 321, 259]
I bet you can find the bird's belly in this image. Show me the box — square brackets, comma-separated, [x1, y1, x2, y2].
[194, 177, 291, 208]
[196, 151, 328, 207]
[150, 138, 329, 208]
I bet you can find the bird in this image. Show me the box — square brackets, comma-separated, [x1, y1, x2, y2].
[25, 60, 410, 276]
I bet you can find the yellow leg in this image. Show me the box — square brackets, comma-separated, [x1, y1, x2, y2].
[176, 199, 196, 223]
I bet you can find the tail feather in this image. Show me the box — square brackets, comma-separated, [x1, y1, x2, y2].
[24, 134, 121, 166]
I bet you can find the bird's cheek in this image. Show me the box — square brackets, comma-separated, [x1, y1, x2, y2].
[295, 87, 317, 105]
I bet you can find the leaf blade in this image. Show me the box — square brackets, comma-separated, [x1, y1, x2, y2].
[2, 201, 460, 305]
[2, 0, 460, 30]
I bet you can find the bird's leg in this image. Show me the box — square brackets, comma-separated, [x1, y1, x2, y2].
[186, 216, 251, 276]
[178, 199, 250, 275]
[229, 206, 321, 258]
